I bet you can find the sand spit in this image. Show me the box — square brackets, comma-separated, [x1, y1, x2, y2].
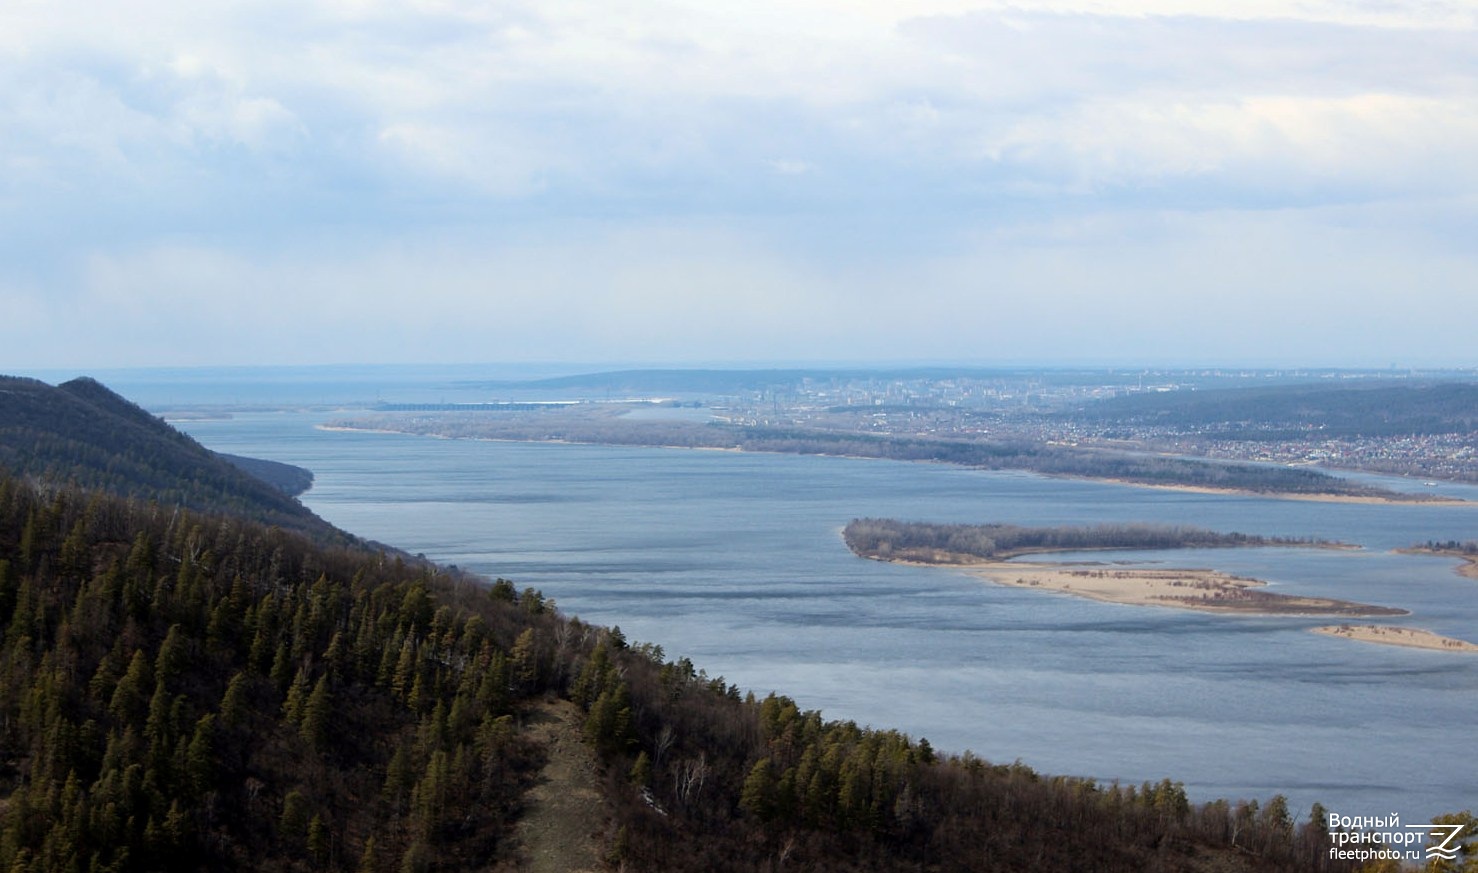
[955, 561, 1406, 617]
[1311, 624, 1478, 653]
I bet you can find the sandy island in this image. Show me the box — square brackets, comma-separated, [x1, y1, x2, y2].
[955, 560, 1408, 617]
[943, 560, 1478, 652]
[1312, 624, 1478, 653]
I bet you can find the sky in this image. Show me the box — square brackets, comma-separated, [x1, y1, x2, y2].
[2, 0, 1476, 369]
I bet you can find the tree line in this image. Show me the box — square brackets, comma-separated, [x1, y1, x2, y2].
[843, 518, 1327, 563]
[1420, 539, 1478, 555]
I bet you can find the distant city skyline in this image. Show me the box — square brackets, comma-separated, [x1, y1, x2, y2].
[2, 1, 1475, 369]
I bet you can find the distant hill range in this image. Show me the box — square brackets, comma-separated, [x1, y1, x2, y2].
[455, 367, 1136, 396]
[0, 375, 332, 536]
[457, 367, 1471, 399]
[1070, 381, 1478, 439]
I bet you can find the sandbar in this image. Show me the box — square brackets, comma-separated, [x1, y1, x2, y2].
[1311, 624, 1478, 653]
[949, 560, 1406, 617]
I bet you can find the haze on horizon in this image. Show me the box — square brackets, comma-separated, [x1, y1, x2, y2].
[3, 1, 1475, 371]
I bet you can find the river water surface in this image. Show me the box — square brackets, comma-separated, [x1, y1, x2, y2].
[163, 405, 1478, 826]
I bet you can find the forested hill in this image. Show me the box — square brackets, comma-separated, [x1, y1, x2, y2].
[1068, 381, 1478, 438]
[0, 475, 1367, 871]
[0, 376, 329, 537]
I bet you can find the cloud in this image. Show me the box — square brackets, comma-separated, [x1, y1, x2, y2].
[0, 199, 1465, 370]
[975, 92, 1478, 199]
[375, 121, 558, 196]
[4, 2, 1474, 213]
[0, 1, 1474, 367]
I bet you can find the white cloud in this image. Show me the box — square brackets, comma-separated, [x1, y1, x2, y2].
[3, 2, 1474, 204]
[0, 0, 1474, 366]
[977, 92, 1478, 195]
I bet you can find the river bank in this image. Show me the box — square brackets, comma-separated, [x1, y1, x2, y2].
[321, 418, 1458, 505]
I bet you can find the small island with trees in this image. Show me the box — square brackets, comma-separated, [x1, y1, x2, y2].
[844, 519, 1477, 652]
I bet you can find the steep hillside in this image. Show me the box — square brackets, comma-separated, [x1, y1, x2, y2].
[0, 471, 1371, 873]
[0, 376, 330, 537]
[0, 473, 552, 871]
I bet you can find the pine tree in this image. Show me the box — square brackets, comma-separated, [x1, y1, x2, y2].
[306, 814, 329, 867]
[300, 675, 332, 751]
[184, 714, 216, 797]
[282, 667, 311, 726]
[629, 751, 652, 787]
[356, 835, 380, 873]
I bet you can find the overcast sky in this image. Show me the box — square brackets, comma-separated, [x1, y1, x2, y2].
[3, 0, 1475, 369]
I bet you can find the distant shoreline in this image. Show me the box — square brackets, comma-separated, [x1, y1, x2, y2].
[1398, 547, 1478, 579]
[1091, 477, 1465, 506]
[318, 421, 1459, 505]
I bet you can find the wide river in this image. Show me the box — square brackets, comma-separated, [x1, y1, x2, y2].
[173, 406, 1478, 825]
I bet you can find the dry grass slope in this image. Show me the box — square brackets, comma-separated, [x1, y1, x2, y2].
[514, 699, 611, 873]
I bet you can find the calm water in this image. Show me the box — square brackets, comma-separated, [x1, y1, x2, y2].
[170, 405, 1478, 825]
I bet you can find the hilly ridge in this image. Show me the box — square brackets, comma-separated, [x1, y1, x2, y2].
[0, 376, 332, 538]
